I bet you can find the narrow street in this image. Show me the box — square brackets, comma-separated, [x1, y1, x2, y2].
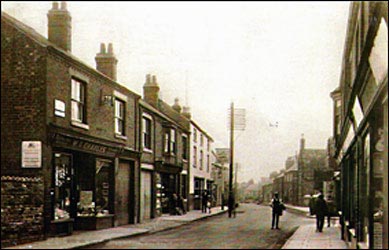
[87, 203, 311, 249]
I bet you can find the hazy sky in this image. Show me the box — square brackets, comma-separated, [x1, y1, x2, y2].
[2, 1, 350, 182]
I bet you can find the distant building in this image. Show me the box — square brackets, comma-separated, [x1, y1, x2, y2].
[188, 120, 214, 210]
[297, 135, 328, 206]
[283, 155, 299, 205]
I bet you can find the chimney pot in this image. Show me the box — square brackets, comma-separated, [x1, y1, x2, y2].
[52, 2, 59, 9]
[60, 1, 67, 10]
[100, 43, 106, 54]
[108, 43, 114, 54]
[152, 75, 157, 84]
[146, 74, 151, 84]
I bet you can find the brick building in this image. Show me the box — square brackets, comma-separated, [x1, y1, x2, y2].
[2, 3, 142, 247]
[331, 2, 388, 248]
[296, 135, 328, 206]
[139, 77, 190, 220]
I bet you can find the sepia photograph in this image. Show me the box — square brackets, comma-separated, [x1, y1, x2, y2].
[1, 1, 388, 249]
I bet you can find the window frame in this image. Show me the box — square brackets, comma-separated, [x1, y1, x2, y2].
[71, 78, 87, 124]
[142, 115, 152, 151]
[114, 98, 126, 136]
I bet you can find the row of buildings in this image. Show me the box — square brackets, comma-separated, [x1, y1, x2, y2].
[260, 135, 332, 207]
[1, 3, 229, 248]
[261, 2, 388, 249]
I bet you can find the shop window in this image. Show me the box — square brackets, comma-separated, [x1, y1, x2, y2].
[71, 78, 86, 124]
[53, 153, 72, 221]
[77, 159, 113, 217]
[95, 160, 112, 216]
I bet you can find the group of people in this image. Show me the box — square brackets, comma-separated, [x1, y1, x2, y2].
[201, 190, 212, 214]
[270, 191, 335, 233]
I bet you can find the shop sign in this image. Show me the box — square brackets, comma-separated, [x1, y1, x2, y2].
[21, 141, 42, 168]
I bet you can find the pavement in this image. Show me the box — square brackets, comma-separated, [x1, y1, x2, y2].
[282, 204, 348, 249]
[4, 206, 228, 249]
[4, 204, 348, 249]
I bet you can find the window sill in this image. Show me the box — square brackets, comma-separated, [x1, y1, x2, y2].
[114, 134, 128, 141]
[71, 121, 90, 130]
[143, 148, 153, 153]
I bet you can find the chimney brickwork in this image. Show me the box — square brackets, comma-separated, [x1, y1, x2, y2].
[95, 43, 118, 81]
[47, 1, 72, 52]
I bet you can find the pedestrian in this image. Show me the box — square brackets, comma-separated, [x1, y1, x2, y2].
[169, 193, 179, 215]
[201, 190, 208, 213]
[270, 192, 284, 229]
[207, 191, 213, 214]
[177, 194, 186, 215]
[221, 192, 225, 210]
[314, 193, 328, 232]
[326, 195, 335, 227]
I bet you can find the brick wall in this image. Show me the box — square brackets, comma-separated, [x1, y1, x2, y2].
[1, 176, 45, 248]
[46, 52, 139, 149]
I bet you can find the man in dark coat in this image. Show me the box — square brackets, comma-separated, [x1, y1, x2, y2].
[271, 192, 283, 229]
[201, 190, 208, 213]
[314, 194, 328, 232]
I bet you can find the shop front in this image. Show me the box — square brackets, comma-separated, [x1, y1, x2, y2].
[155, 162, 182, 215]
[48, 128, 138, 235]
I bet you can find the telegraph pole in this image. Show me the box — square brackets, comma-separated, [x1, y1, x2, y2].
[228, 102, 234, 218]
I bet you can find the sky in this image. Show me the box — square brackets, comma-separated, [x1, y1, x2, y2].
[2, 1, 351, 183]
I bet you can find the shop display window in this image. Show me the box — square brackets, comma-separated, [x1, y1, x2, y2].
[77, 159, 113, 217]
[53, 153, 72, 221]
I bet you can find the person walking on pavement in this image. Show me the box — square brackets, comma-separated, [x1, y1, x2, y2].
[314, 193, 328, 232]
[270, 192, 284, 229]
[201, 190, 208, 213]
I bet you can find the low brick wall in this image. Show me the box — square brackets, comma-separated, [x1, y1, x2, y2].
[1, 176, 45, 248]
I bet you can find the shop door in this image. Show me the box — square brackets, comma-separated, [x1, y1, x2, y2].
[140, 171, 152, 221]
[115, 161, 132, 226]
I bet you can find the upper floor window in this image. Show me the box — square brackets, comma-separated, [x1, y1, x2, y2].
[71, 78, 86, 123]
[200, 134, 204, 146]
[164, 128, 176, 155]
[114, 99, 125, 135]
[193, 146, 197, 168]
[199, 150, 203, 170]
[207, 139, 210, 151]
[182, 135, 188, 160]
[170, 129, 176, 154]
[206, 155, 210, 172]
[193, 128, 197, 142]
[142, 116, 152, 150]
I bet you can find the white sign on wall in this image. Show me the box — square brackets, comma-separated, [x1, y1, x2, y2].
[22, 141, 42, 168]
[54, 99, 66, 117]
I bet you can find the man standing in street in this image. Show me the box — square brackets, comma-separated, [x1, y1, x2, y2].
[314, 193, 328, 232]
[270, 192, 283, 229]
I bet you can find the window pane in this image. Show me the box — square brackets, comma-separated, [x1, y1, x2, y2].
[71, 101, 79, 121]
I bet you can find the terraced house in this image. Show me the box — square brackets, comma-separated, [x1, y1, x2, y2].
[1, 2, 143, 247]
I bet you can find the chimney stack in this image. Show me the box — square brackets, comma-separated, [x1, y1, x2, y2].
[47, 1, 72, 52]
[182, 106, 191, 119]
[143, 74, 160, 107]
[95, 43, 118, 81]
[172, 98, 182, 113]
[300, 133, 305, 153]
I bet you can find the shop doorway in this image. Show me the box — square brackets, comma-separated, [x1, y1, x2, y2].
[115, 161, 135, 226]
